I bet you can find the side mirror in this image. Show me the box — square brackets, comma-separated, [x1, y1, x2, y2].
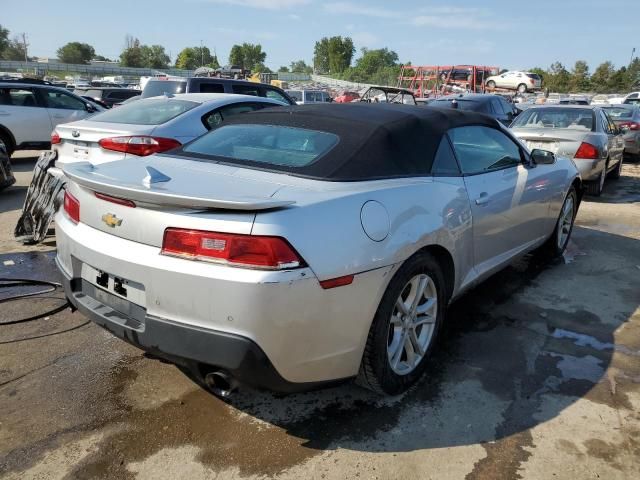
[85, 103, 96, 113]
[531, 149, 556, 165]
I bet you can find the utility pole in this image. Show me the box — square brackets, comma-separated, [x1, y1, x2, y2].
[200, 40, 204, 67]
[631, 47, 637, 67]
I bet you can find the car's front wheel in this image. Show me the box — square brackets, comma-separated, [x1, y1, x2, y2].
[486, 80, 496, 89]
[358, 252, 446, 395]
[517, 83, 528, 93]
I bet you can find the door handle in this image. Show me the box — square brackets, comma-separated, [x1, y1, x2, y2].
[475, 192, 490, 205]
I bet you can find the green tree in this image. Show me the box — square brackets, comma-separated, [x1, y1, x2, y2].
[0, 25, 9, 59]
[93, 55, 112, 62]
[139, 44, 170, 69]
[625, 57, 640, 89]
[175, 46, 219, 70]
[56, 42, 95, 64]
[119, 36, 144, 67]
[252, 63, 272, 73]
[289, 59, 312, 74]
[327, 36, 354, 74]
[278, 65, 289, 73]
[569, 60, 590, 92]
[608, 66, 628, 93]
[313, 37, 330, 73]
[228, 43, 266, 71]
[2, 36, 27, 61]
[545, 61, 570, 93]
[591, 61, 615, 93]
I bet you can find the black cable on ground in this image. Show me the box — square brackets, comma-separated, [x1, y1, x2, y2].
[0, 277, 70, 325]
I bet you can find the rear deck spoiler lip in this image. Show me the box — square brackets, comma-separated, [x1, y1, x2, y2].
[62, 162, 296, 211]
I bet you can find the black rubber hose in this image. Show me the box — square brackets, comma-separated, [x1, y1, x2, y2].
[0, 277, 69, 325]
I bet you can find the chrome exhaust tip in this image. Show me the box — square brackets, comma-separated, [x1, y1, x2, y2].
[204, 370, 238, 397]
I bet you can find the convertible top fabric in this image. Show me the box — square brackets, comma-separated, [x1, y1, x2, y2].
[179, 103, 502, 181]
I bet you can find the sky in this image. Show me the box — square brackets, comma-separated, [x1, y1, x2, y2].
[1, 0, 638, 71]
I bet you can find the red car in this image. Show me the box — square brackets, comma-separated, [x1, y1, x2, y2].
[334, 91, 360, 103]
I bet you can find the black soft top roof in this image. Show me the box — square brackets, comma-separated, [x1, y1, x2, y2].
[184, 103, 502, 181]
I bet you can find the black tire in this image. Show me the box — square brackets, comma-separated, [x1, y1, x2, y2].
[539, 187, 577, 259]
[487, 80, 496, 89]
[608, 156, 623, 179]
[0, 131, 14, 157]
[357, 252, 446, 395]
[585, 165, 606, 196]
[517, 83, 528, 94]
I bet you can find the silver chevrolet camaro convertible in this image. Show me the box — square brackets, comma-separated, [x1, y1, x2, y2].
[56, 104, 582, 396]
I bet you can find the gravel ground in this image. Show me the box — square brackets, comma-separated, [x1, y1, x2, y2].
[0, 154, 639, 480]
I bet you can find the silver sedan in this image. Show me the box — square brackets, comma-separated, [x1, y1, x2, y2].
[510, 105, 625, 196]
[55, 104, 582, 396]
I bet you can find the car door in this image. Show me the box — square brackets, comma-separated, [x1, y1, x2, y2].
[40, 87, 92, 127]
[449, 125, 553, 274]
[0, 86, 53, 146]
[601, 110, 624, 166]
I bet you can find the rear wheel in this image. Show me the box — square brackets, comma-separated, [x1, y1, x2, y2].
[586, 165, 606, 196]
[539, 187, 577, 258]
[517, 83, 528, 94]
[0, 131, 14, 157]
[358, 252, 446, 395]
[608, 156, 623, 179]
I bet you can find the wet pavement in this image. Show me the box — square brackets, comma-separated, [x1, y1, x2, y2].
[0, 158, 639, 479]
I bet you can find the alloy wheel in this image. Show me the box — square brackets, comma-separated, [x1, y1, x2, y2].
[557, 195, 575, 250]
[387, 274, 438, 375]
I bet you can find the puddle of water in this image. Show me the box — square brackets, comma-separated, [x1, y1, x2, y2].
[552, 328, 639, 357]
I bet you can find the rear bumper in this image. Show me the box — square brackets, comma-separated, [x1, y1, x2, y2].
[573, 158, 604, 181]
[55, 211, 392, 387]
[57, 262, 337, 393]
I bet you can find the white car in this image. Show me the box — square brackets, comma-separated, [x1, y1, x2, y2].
[52, 93, 286, 169]
[485, 71, 542, 93]
[285, 89, 332, 105]
[0, 79, 103, 156]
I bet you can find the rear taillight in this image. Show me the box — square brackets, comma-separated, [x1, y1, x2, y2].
[98, 136, 181, 156]
[161, 229, 304, 270]
[51, 131, 61, 145]
[574, 142, 599, 159]
[63, 191, 80, 224]
[619, 121, 640, 130]
[530, 79, 535, 85]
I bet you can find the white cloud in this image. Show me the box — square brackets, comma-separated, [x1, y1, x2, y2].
[288, 13, 301, 20]
[211, 27, 278, 40]
[412, 15, 500, 30]
[207, 0, 310, 9]
[324, 2, 400, 18]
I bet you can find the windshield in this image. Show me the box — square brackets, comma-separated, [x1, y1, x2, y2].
[142, 80, 187, 98]
[90, 98, 198, 125]
[182, 124, 339, 168]
[432, 99, 490, 114]
[604, 107, 634, 119]
[511, 108, 594, 130]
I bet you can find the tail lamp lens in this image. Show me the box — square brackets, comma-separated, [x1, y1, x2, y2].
[161, 229, 304, 270]
[63, 191, 80, 223]
[51, 131, 61, 144]
[98, 136, 181, 156]
[574, 142, 599, 159]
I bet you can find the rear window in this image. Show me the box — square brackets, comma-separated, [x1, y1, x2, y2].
[604, 107, 633, 119]
[85, 89, 104, 98]
[182, 124, 339, 168]
[432, 99, 491, 114]
[512, 108, 594, 130]
[142, 80, 187, 98]
[526, 73, 541, 80]
[90, 98, 198, 125]
[286, 90, 302, 102]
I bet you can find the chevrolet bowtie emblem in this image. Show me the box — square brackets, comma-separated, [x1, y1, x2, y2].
[102, 213, 122, 228]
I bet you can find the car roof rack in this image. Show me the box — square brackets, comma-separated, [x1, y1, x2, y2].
[0, 78, 52, 86]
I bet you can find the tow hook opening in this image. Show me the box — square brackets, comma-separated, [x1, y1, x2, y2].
[204, 370, 238, 398]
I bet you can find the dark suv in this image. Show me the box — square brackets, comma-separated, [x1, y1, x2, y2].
[73, 87, 140, 108]
[141, 78, 295, 105]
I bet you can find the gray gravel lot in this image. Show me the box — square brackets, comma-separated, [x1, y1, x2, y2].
[1, 152, 639, 479]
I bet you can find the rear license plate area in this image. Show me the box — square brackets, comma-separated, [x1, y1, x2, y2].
[80, 263, 146, 308]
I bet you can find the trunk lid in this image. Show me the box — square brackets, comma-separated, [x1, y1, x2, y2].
[63, 156, 295, 247]
[55, 121, 156, 166]
[512, 127, 587, 157]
